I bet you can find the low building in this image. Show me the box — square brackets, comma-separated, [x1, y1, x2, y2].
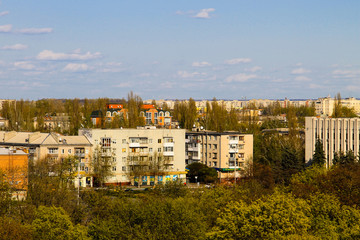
[0, 131, 93, 187]
[305, 116, 360, 168]
[79, 128, 186, 186]
[0, 148, 28, 199]
[185, 131, 253, 181]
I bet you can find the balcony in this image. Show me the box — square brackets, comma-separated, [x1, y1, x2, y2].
[187, 146, 200, 152]
[75, 152, 85, 158]
[163, 151, 174, 156]
[229, 148, 238, 154]
[129, 142, 140, 148]
[229, 139, 238, 145]
[163, 142, 174, 147]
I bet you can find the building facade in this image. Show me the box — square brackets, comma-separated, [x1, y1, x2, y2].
[79, 128, 186, 186]
[0, 131, 93, 187]
[305, 117, 360, 168]
[0, 148, 28, 199]
[185, 131, 253, 180]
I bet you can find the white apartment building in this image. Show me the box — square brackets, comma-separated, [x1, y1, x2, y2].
[305, 117, 360, 168]
[79, 128, 186, 186]
[186, 131, 253, 180]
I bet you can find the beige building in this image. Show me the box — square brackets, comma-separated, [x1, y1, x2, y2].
[305, 117, 360, 168]
[0, 131, 92, 187]
[185, 131, 253, 180]
[79, 127, 186, 186]
[314, 96, 360, 116]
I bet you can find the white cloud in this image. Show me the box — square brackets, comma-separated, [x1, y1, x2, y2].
[114, 82, 132, 88]
[309, 83, 323, 89]
[225, 73, 257, 83]
[0, 24, 12, 33]
[0, 11, 9, 17]
[192, 61, 211, 67]
[291, 68, 311, 74]
[97, 62, 123, 73]
[17, 27, 53, 34]
[193, 8, 215, 19]
[37, 50, 101, 61]
[225, 58, 252, 65]
[332, 69, 360, 79]
[332, 69, 360, 75]
[177, 70, 207, 78]
[14, 61, 36, 70]
[63, 63, 89, 72]
[1, 43, 28, 50]
[246, 66, 262, 72]
[294, 76, 311, 81]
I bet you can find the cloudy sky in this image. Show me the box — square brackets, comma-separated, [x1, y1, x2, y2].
[0, 1, 359, 100]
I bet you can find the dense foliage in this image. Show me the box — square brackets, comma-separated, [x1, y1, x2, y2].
[2, 160, 360, 239]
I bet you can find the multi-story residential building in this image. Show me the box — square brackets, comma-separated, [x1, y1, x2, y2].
[305, 117, 360, 168]
[140, 104, 172, 127]
[185, 131, 253, 180]
[0, 131, 93, 187]
[314, 96, 360, 116]
[79, 128, 186, 186]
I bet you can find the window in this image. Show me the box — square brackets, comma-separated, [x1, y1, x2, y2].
[214, 144, 217, 149]
[112, 139, 117, 144]
[149, 156, 153, 161]
[213, 153, 217, 159]
[112, 166, 117, 172]
[68, 149, 72, 154]
[149, 148, 153, 153]
[239, 136, 244, 141]
[213, 162, 217, 167]
[163, 146, 173, 152]
[209, 144, 212, 149]
[113, 157, 117, 162]
[61, 149, 65, 154]
[149, 139, 153, 143]
[158, 139, 162, 143]
[239, 144, 244, 149]
[164, 137, 173, 143]
[209, 153, 211, 158]
[158, 148, 161, 152]
[101, 138, 111, 148]
[48, 148, 58, 154]
[122, 139, 126, 144]
[239, 153, 245, 158]
[122, 157, 127, 162]
[122, 148, 126, 152]
[122, 166, 126, 171]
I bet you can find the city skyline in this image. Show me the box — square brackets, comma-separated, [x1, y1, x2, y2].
[0, 0, 359, 100]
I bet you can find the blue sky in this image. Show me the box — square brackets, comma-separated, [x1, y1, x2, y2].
[0, 0, 359, 100]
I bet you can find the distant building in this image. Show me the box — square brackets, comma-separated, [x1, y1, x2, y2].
[33, 113, 71, 132]
[305, 117, 360, 168]
[79, 128, 186, 186]
[140, 104, 172, 127]
[185, 131, 253, 181]
[314, 96, 360, 116]
[0, 131, 93, 187]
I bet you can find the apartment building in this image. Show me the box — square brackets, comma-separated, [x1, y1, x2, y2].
[79, 128, 186, 186]
[0, 131, 93, 187]
[185, 131, 253, 180]
[314, 96, 360, 116]
[305, 117, 360, 168]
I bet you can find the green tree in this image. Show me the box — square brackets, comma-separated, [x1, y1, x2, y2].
[31, 206, 89, 240]
[312, 138, 326, 167]
[186, 162, 218, 183]
[90, 146, 114, 187]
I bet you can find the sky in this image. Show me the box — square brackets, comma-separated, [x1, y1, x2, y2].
[0, 0, 359, 100]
